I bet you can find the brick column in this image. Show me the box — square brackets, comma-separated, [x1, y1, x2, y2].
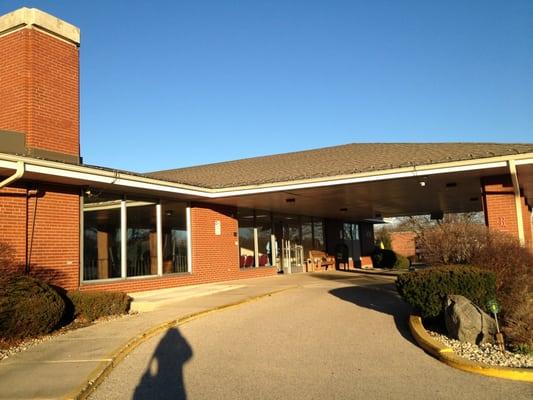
[0, 8, 81, 289]
[0, 7, 80, 159]
[481, 175, 533, 248]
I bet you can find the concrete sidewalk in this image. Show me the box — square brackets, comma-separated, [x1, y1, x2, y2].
[0, 274, 299, 400]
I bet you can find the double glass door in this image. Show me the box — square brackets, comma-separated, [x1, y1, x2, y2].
[273, 218, 304, 273]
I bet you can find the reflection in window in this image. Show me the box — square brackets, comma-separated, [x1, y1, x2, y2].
[238, 209, 255, 268]
[302, 217, 313, 256]
[162, 202, 189, 274]
[313, 219, 324, 250]
[342, 222, 360, 260]
[255, 213, 272, 266]
[83, 193, 122, 280]
[127, 202, 157, 277]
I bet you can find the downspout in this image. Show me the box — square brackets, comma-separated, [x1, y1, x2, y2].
[0, 161, 25, 189]
[508, 160, 525, 246]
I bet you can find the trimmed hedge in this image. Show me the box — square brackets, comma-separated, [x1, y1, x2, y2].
[67, 291, 131, 322]
[0, 275, 65, 339]
[396, 265, 496, 318]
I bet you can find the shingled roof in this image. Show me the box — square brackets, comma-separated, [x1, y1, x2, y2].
[147, 143, 533, 189]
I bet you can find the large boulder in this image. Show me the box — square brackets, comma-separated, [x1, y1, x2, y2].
[444, 294, 497, 344]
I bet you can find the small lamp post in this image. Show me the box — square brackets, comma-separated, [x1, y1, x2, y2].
[487, 299, 505, 352]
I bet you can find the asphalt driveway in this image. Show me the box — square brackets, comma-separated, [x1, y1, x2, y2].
[90, 272, 532, 400]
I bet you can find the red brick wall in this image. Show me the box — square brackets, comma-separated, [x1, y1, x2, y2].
[481, 175, 533, 250]
[390, 231, 416, 257]
[0, 187, 27, 268]
[0, 184, 80, 289]
[80, 203, 276, 293]
[0, 28, 79, 156]
[482, 176, 520, 238]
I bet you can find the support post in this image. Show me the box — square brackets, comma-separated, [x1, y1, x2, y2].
[156, 203, 163, 276]
[121, 200, 127, 278]
[508, 160, 526, 246]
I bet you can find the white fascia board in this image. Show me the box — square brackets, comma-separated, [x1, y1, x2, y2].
[0, 158, 209, 197]
[27, 163, 116, 184]
[209, 161, 508, 198]
[0, 154, 523, 199]
[110, 178, 207, 197]
[514, 158, 533, 166]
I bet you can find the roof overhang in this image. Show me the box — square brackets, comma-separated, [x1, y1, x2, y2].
[1, 152, 533, 220]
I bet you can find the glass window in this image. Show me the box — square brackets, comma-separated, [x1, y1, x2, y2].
[238, 209, 255, 268]
[301, 217, 313, 257]
[255, 212, 272, 266]
[83, 192, 122, 281]
[162, 202, 189, 274]
[127, 200, 157, 277]
[313, 219, 324, 250]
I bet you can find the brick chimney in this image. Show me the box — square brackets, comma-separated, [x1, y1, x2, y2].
[0, 7, 80, 163]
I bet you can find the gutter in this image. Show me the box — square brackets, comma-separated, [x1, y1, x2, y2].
[0, 160, 24, 189]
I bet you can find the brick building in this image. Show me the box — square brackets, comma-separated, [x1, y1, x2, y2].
[1, 8, 532, 292]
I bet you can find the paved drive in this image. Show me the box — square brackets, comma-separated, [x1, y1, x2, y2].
[90, 273, 532, 400]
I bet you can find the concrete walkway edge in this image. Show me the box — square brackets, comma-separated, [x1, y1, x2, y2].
[66, 286, 297, 400]
[408, 315, 533, 383]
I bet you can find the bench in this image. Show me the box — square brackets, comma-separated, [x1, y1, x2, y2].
[308, 250, 335, 271]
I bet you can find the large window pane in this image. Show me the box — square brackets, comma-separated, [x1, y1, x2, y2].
[313, 219, 324, 250]
[301, 217, 313, 257]
[255, 212, 272, 266]
[162, 202, 189, 274]
[238, 209, 255, 268]
[83, 193, 122, 281]
[127, 201, 157, 277]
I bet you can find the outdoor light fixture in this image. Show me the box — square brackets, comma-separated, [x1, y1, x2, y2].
[165, 210, 173, 216]
[419, 180, 427, 187]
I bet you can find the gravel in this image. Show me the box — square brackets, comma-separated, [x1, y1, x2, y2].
[428, 331, 533, 369]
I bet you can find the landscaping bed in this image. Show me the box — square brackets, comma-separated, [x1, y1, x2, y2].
[427, 330, 532, 369]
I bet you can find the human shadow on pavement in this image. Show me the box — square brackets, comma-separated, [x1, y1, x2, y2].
[328, 282, 416, 345]
[133, 327, 192, 400]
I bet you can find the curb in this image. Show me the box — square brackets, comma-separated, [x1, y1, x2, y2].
[408, 315, 533, 383]
[342, 269, 404, 277]
[65, 285, 298, 400]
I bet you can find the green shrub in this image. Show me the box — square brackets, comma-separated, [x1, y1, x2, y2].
[67, 291, 131, 322]
[0, 275, 65, 339]
[393, 254, 410, 269]
[372, 249, 399, 268]
[396, 265, 496, 318]
[416, 221, 532, 346]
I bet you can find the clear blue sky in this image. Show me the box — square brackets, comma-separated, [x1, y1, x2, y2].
[2, 1, 532, 172]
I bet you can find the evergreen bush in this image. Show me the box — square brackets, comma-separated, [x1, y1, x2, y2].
[67, 291, 131, 322]
[395, 265, 496, 318]
[0, 275, 65, 339]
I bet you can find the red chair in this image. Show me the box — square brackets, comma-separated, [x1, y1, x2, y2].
[245, 255, 254, 267]
[259, 254, 268, 266]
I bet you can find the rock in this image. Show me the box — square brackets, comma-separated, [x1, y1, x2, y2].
[444, 294, 497, 345]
